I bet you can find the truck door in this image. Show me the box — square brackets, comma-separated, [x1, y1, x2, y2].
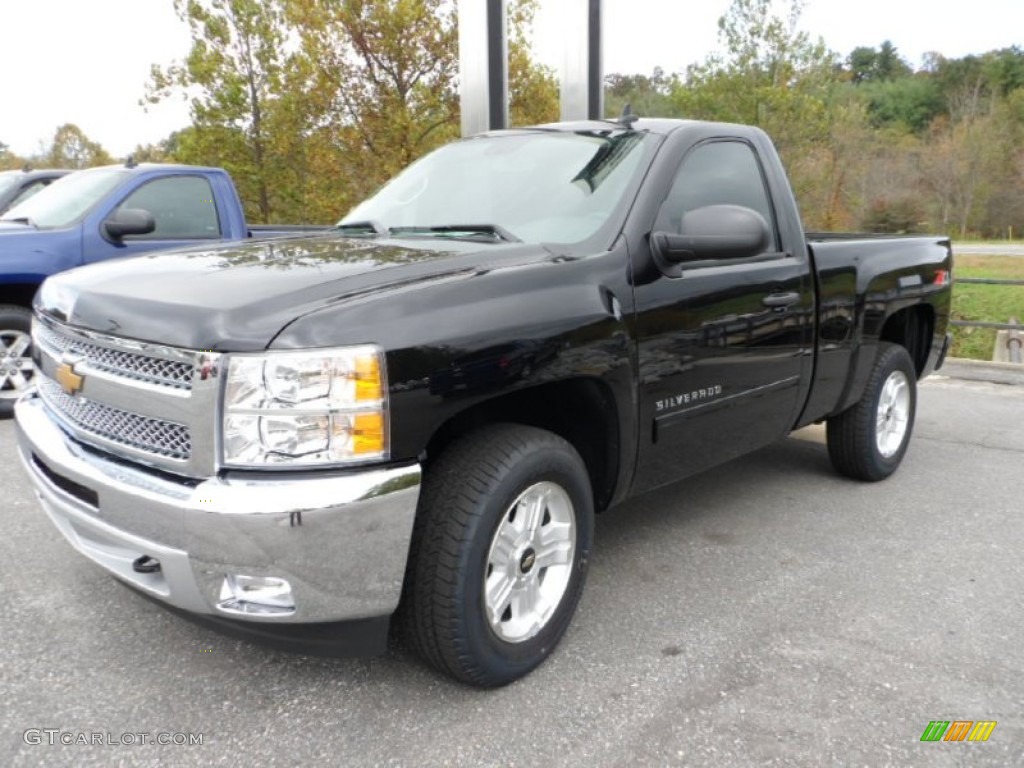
[630, 138, 814, 493]
[84, 174, 224, 263]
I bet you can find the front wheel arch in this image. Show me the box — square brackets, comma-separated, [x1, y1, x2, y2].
[0, 304, 36, 418]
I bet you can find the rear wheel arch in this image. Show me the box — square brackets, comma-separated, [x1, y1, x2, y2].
[827, 342, 917, 481]
[879, 304, 934, 377]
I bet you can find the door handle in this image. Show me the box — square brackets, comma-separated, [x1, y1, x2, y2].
[762, 292, 800, 308]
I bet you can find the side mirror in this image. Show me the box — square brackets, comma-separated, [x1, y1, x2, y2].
[103, 208, 155, 241]
[652, 204, 770, 264]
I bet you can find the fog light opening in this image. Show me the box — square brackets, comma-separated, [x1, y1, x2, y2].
[217, 574, 296, 616]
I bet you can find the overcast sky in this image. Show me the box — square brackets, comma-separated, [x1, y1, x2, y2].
[1, 0, 1020, 158]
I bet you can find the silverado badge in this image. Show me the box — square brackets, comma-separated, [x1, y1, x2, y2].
[55, 361, 84, 395]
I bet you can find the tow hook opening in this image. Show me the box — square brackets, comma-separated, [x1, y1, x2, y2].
[132, 555, 162, 574]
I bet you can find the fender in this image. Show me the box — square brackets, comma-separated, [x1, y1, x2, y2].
[273, 241, 639, 505]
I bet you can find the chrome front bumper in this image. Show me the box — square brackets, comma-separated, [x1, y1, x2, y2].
[15, 394, 421, 627]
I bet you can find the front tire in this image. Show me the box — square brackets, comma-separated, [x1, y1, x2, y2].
[400, 424, 594, 687]
[827, 342, 917, 481]
[0, 305, 35, 419]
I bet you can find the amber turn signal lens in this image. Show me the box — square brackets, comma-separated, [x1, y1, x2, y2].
[352, 412, 385, 455]
[354, 354, 383, 402]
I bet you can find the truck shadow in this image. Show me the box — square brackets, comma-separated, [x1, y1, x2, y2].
[108, 434, 841, 694]
[596, 433, 835, 539]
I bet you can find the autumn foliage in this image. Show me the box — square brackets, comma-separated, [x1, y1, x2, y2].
[141, 0, 558, 224]
[606, 0, 1024, 238]
[3, 0, 1021, 238]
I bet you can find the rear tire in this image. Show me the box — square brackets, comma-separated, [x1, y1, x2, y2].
[827, 343, 917, 481]
[0, 305, 35, 419]
[400, 424, 594, 687]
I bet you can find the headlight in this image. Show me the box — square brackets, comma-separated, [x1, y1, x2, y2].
[222, 346, 388, 467]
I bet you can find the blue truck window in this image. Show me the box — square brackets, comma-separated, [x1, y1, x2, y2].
[117, 176, 222, 239]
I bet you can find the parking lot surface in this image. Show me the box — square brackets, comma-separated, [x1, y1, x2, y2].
[2, 374, 1022, 767]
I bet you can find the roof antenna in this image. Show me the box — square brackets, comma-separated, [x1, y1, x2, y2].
[125, 155, 137, 169]
[618, 103, 639, 128]
[22, 162, 32, 172]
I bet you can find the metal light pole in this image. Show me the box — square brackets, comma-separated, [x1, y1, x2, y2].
[458, 0, 509, 136]
[560, 0, 604, 121]
[458, 0, 604, 136]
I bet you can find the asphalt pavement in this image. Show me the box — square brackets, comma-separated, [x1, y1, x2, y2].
[2, 373, 1022, 767]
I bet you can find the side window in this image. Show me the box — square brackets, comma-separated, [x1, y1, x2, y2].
[115, 176, 221, 239]
[8, 180, 49, 208]
[655, 141, 778, 250]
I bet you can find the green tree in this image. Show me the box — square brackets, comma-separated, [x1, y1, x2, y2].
[44, 124, 114, 168]
[145, 0, 288, 223]
[847, 46, 878, 84]
[787, 94, 877, 230]
[283, 0, 460, 209]
[875, 41, 912, 81]
[604, 68, 680, 118]
[279, 0, 555, 218]
[847, 41, 912, 83]
[933, 48, 1024, 110]
[143, 0, 567, 222]
[861, 76, 943, 132]
[507, 0, 559, 126]
[979, 89, 1024, 236]
[667, 0, 838, 224]
[0, 140, 22, 170]
[129, 129, 192, 164]
[669, 0, 835, 129]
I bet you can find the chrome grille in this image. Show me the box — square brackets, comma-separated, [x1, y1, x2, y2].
[35, 322, 194, 390]
[39, 379, 192, 460]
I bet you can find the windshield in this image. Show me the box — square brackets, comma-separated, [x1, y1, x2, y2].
[0, 171, 22, 198]
[1, 167, 129, 228]
[340, 131, 654, 245]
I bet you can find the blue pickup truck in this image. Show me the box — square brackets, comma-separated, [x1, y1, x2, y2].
[0, 162, 324, 415]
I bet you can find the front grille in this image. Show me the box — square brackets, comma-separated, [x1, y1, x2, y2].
[39, 379, 192, 461]
[35, 322, 194, 390]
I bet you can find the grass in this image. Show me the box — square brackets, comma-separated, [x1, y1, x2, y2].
[951, 254, 1024, 361]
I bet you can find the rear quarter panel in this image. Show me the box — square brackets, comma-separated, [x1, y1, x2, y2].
[799, 235, 952, 424]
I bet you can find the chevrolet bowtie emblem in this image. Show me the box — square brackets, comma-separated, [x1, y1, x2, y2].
[56, 361, 84, 395]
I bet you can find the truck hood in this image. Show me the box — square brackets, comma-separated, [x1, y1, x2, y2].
[0, 222, 53, 240]
[37, 233, 554, 350]
[0, 221, 36, 234]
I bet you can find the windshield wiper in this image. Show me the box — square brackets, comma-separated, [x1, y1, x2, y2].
[0, 216, 35, 226]
[389, 224, 522, 243]
[337, 220, 389, 237]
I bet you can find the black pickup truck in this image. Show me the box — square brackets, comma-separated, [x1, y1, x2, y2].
[14, 118, 952, 687]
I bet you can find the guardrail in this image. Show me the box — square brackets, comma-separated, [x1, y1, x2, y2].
[951, 278, 1022, 363]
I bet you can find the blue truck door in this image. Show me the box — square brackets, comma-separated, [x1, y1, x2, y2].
[83, 174, 225, 263]
[631, 139, 814, 493]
